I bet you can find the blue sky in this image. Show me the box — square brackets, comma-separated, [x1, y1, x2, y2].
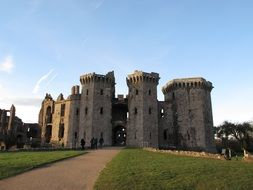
[0, 0, 253, 125]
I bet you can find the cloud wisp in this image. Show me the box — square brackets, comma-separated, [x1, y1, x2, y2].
[93, 0, 105, 10]
[46, 73, 58, 88]
[0, 55, 15, 73]
[32, 69, 55, 94]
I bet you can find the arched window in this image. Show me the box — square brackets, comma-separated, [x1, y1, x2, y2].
[100, 89, 103, 95]
[58, 124, 64, 138]
[85, 107, 88, 115]
[148, 89, 151, 95]
[46, 106, 52, 123]
[134, 107, 137, 115]
[60, 104, 65, 116]
[149, 107, 152, 114]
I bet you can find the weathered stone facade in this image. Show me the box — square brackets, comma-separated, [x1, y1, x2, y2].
[0, 105, 30, 150]
[39, 71, 215, 152]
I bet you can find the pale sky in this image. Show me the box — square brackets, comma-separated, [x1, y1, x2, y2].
[0, 0, 253, 126]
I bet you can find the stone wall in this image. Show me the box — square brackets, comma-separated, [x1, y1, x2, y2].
[144, 148, 223, 160]
[39, 94, 54, 144]
[158, 101, 174, 148]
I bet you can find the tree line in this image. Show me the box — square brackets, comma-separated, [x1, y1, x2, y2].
[214, 121, 253, 153]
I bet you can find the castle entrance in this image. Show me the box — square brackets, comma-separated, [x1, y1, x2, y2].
[113, 125, 126, 146]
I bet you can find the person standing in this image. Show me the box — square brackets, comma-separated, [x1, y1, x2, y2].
[94, 138, 98, 149]
[99, 137, 104, 148]
[90, 137, 94, 149]
[80, 139, 85, 150]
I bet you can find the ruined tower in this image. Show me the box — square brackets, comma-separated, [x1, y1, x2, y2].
[39, 94, 54, 144]
[162, 77, 215, 152]
[127, 71, 160, 147]
[79, 71, 115, 146]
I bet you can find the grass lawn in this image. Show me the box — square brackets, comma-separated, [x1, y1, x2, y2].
[94, 148, 253, 190]
[0, 150, 85, 180]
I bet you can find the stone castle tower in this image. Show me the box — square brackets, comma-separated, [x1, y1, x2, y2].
[79, 72, 115, 147]
[160, 78, 215, 152]
[127, 71, 159, 147]
[39, 70, 215, 152]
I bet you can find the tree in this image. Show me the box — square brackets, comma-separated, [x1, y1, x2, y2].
[215, 121, 253, 151]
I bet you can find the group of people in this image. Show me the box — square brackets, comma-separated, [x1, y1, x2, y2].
[90, 137, 104, 149]
[80, 137, 104, 150]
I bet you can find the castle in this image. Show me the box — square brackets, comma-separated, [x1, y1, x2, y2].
[39, 71, 215, 152]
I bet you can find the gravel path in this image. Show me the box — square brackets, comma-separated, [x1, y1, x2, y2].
[0, 147, 122, 190]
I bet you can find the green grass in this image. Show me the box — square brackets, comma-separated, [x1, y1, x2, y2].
[0, 150, 85, 179]
[94, 148, 253, 190]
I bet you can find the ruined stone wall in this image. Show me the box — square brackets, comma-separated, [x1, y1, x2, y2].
[49, 89, 80, 148]
[162, 78, 215, 152]
[51, 98, 66, 147]
[158, 101, 174, 148]
[79, 72, 115, 147]
[39, 94, 54, 144]
[127, 71, 159, 148]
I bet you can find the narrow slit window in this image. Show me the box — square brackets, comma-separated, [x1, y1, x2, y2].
[163, 129, 168, 140]
[134, 107, 137, 115]
[100, 107, 103, 114]
[160, 109, 164, 118]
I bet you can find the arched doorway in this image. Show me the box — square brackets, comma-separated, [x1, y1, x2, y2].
[113, 125, 126, 146]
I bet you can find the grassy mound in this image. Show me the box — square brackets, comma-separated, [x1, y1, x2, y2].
[0, 150, 85, 179]
[94, 148, 253, 190]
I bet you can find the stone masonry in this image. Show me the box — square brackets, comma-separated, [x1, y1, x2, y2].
[39, 71, 216, 152]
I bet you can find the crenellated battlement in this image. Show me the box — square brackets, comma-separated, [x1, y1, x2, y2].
[126, 70, 160, 85]
[80, 71, 115, 85]
[162, 77, 213, 93]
